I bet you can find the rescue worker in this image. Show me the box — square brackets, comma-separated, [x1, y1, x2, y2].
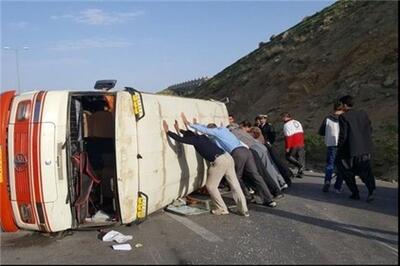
[281, 112, 306, 178]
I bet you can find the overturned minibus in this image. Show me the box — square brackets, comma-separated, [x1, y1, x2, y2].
[0, 81, 228, 232]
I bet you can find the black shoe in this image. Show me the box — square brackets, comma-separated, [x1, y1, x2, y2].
[322, 184, 330, 193]
[349, 194, 360, 200]
[296, 173, 303, 179]
[297, 166, 304, 175]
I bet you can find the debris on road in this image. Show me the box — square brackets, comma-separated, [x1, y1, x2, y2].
[135, 243, 143, 248]
[165, 194, 212, 216]
[102, 230, 133, 243]
[112, 244, 132, 251]
[88, 210, 111, 223]
[165, 204, 209, 216]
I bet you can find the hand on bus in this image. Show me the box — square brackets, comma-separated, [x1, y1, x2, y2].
[181, 112, 189, 125]
[162, 120, 169, 133]
[174, 120, 180, 132]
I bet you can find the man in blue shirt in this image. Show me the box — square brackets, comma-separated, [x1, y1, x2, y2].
[181, 113, 277, 208]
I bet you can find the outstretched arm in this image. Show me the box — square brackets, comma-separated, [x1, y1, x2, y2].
[189, 123, 219, 136]
[167, 131, 196, 145]
[181, 112, 211, 133]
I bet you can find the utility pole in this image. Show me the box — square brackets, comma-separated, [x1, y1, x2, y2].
[3, 46, 29, 94]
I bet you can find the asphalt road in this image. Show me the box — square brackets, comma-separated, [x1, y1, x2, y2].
[1, 172, 398, 265]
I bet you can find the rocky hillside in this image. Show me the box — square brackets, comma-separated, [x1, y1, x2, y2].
[159, 0, 398, 180]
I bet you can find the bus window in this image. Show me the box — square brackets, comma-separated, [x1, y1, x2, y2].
[16, 101, 31, 121]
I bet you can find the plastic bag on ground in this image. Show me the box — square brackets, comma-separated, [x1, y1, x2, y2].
[102, 230, 133, 243]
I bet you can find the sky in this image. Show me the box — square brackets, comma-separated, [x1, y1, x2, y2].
[1, 0, 334, 93]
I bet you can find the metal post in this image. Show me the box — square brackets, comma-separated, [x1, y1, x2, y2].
[15, 49, 21, 94]
[3, 46, 28, 94]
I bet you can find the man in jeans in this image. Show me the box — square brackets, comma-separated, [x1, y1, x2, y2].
[318, 100, 345, 193]
[182, 113, 277, 208]
[335, 95, 376, 202]
[281, 112, 305, 178]
[163, 120, 249, 216]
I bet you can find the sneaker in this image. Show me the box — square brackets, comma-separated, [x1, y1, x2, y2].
[211, 209, 229, 215]
[349, 194, 360, 200]
[264, 201, 277, 208]
[281, 184, 288, 190]
[239, 211, 250, 217]
[322, 183, 330, 193]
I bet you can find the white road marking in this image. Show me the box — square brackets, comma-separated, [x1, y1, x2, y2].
[148, 247, 163, 264]
[303, 203, 398, 257]
[348, 227, 398, 257]
[376, 242, 399, 256]
[166, 213, 223, 242]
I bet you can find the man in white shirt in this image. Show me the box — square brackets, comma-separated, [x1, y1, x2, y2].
[318, 101, 345, 193]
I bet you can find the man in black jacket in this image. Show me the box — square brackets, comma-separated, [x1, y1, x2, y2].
[335, 95, 376, 202]
[259, 114, 276, 144]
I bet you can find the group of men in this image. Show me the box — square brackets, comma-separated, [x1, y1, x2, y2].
[319, 95, 376, 202]
[162, 94, 376, 217]
[162, 112, 304, 217]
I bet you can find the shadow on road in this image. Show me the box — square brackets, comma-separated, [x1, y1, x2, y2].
[251, 205, 398, 246]
[285, 177, 398, 217]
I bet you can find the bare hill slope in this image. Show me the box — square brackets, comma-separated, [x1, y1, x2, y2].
[160, 0, 398, 180]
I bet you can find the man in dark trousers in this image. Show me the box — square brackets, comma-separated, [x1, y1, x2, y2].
[335, 95, 376, 202]
[281, 112, 306, 178]
[259, 114, 276, 144]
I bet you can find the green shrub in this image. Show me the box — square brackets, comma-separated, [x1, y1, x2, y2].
[304, 133, 326, 169]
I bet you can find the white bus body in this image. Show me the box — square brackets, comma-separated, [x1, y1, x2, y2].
[4, 89, 228, 232]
